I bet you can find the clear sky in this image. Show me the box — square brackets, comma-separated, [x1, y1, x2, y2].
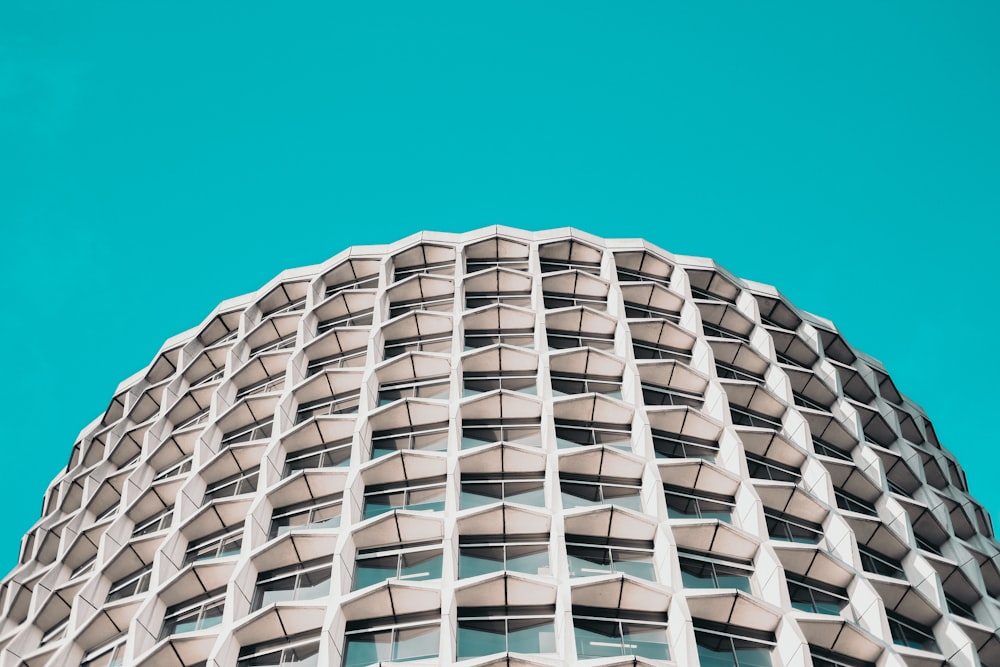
[1, 1, 998, 574]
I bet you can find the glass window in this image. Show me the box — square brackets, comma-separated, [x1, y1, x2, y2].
[39, 617, 68, 646]
[632, 340, 691, 363]
[153, 455, 193, 482]
[834, 488, 878, 517]
[384, 333, 452, 358]
[370, 423, 449, 459]
[729, 405, 782, 430]
[389, 295, 454, 319]
[378, 376, 450, 405]
[160, 588, 226, 638]
[363, 476, 446, 519]
[886, 610, 940, 653]
[464, 328, 534, 350]
[548, 330, 615, 351]
[745, 453, 801, 483]
[318, 308, 375, 332]
[555, 420, 631, 450]
[641, 383, 703, 408]
[239, 634, 321, 667]
[461, 419, 542, 449]
[566, 535, 655, 580]
[466, 291, 531, 309]
[652, 429, 719, 461]
[809, 647, 877, 667]
[857, 544, 905, 579]
[623, 301, 680, 322]
[250, 333, 297, 357]
[354, 542, 443, 590]
[107, 564, 152, 602]
[543, 292, 607, 310]
[764, 509, 822, 544]
[221, 418, 274, 446]
[270, 494, 343, 538]
[459, 534, 550, 578]
[702, 321, 750, 342]
[132, 506, 174, 537]
[945, 592, 976, 621]
[185, 528, 243, 563]
[573, 608, 670, 660]
[466, 257, 529, 273]
[812, 437, 853, 461]
[236, 374, 286, 399]
[253, 558, 332, 610]
[457, 606, 556, 658]
[326, 273, 379, 296]
[175, 407, 211, 431]
[284, 438, 353, 473]
[306, 347, 368, 375]
[460, 472, 545, 509]
[716, 361, 765, 383]
[394, 260, 454, 280]
[694, 624, 773, 667]
[560, 474, 642, 512]
[295, 391, 361, 422]
[343, 616, 440, 667]
[204, 467, 259, 501]
[462, 371, 536, 396]
[81, 635, 127, 667]
[786, 574, 848, 616]
[551, 373, 622, 399]
[678, 550, 752, 593]
[664, 485, 734, 523]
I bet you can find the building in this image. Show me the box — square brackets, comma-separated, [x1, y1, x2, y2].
[0, 226, 998, 667]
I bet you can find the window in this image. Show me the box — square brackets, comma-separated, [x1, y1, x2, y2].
[284, 439, 353, 473]
[566, 534, 655, 580]
[270, 494, 343, 538]
[617, 267, 670, 287]
[250, 333, 297, 357]
[132, 506, 173, 537]
[384, 332, 452, 358]
[107, 564, 152, 602]
[651, 429, 719, 461]
[94, 503, 119, 523]
[857, 544, 905, 579]
[343, 614, 440, 667]
[631, 340, 691, 363]
[388, 294, 454, 318]
[886, 610, 940, 653]
[702, 321, 750, 342]
[394, 260, 454, 280]
[729, 405, 782, 430]
[306, 347, 368, 374]
[371, 422, 449, 458]
[192, 366, 226, 387]
[834, 488, 878, 517]
[70, 554, 98, 579]
[185, 528, 243, 563]
[457, 606, 556, 658]
[679, 550, 752, 592]
[295, 391, 361, 422]
[466, 291, 531, 309]
[221, 418, 274, 446]
[81, 635, 127, 667]
[379, 376, 450, 404]
[236, 374, 285, 399]
[153, 456, 193, 482]
[745, 453, 800, 483]
[945, 592, 976, 621]
[363, 476, 446, 519]
[716, 361, 764, 383]
[539, 258, 600, 274]
[809, 646, 876, 667]
[573, 606, 670, 660]
[623, 301, 680, 322]
[913, 533, 943, 556]
[543, 292, 607, 310]
[812, 437, 852, 461]
[39, 617, 68, 646]
[464, 328, 534, 350]
[326, 273, 379, 296]
[792, 391, 830, 412]
[693, 622, 773, 667]
[176, 407, 210, 431]
[264, 297, 307, 317]
[204, 467, 259, 501]
[253, 558, 332, 610]
[555, 420, 631, 450]
[318, 308, 375, 332]
[459, 534, 549, 577]
[160, 588, 226, 638]
[551, 373, 622, 399]
[353, 541, 443, 590]
[548, 329, 615, 351]
[461, 418, 542, 449]
[466, 256, 529, 273]
[786, 574, 848, 615]
[641, 383, 703, 408]
[664, 485, 734, 523]
[764, 509, 822, 544]
[560, 473, 642, 512]
[460, 472, 545, 509]
[462, 370, 536, 396]
[239, 634, 321, 667]
[690, 285, 737, 303]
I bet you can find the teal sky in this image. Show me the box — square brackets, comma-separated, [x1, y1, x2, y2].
[1, 1, 998, 574]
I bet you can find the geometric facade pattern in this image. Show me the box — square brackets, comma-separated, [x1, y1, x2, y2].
[1, 226, 998, 667]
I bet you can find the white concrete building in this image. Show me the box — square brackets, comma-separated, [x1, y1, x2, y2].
[1, 227, 997, 667]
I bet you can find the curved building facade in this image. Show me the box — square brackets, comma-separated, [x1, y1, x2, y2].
[1, 227, 998, 667]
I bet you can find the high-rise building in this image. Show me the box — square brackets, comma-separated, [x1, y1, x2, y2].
[1, 227, 997, 667]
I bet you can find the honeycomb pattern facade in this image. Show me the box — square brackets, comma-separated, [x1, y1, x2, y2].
[1, 227, 998, 667]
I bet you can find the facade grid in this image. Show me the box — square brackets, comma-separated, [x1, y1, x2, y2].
[0, 226, 998, 667]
